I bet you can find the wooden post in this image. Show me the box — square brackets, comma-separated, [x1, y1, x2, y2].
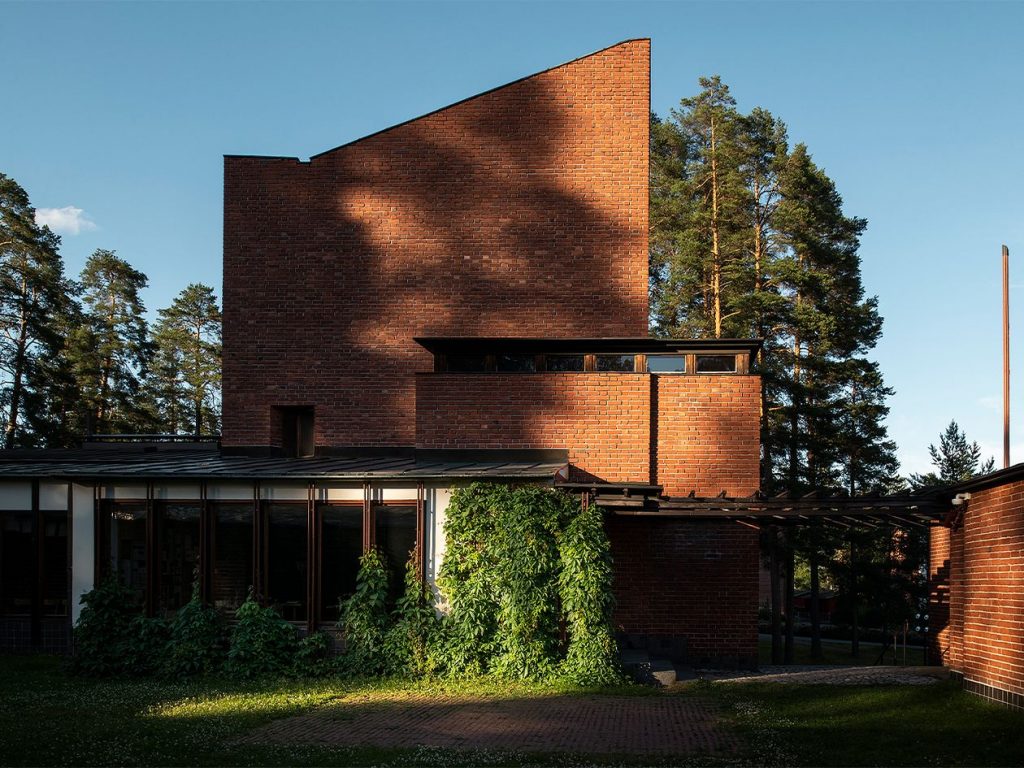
[1004, 244, 1011, 469]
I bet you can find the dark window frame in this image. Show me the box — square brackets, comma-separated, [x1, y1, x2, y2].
[0, 482, 71, 646]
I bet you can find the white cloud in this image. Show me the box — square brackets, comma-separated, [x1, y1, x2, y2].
[34, 206, 97, 235]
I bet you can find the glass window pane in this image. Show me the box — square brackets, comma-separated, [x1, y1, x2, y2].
[212, 503, 253, 613]
[447, 354, 488, 372]
[546, 354, 584, 372]
[696, 354, 737, 373]
[647, 355, 687, 374]
[43, 512, 68, 617]
[375, 505, 417, 606]
[158, 503, 201, 614]
[108, 504, 147, 603]
[267, 503, 307, 621]
[1, 512, 34, 616]
[320, 505, 362, 622]
[596, 354, 635, 372]
[496, 354, 536, 372]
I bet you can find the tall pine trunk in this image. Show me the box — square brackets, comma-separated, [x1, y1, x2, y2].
[4, 282, 29, 449]
[710, 114, 723, 338]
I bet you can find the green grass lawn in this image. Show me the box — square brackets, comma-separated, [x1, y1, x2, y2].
[698, 679, 1024, 767]
[1, 654, 1021, 767]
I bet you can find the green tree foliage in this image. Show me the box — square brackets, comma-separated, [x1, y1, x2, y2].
[143, 283, 221, 436]
[0, 173, 75, 448]
[909, 420, 995, 488]
[650, 77, 897, 496]
[70, 577, 143, 676]
[71, 250, 152, 434]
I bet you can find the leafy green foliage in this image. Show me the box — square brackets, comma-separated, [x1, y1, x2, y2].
[339, 549, 390, 675]
[226, 592, 298, 679]
[558, 503, 623, 685]
[293, 631, 334, 677]
[70, 577, 143, 676]
[159, 584, 227, 677]
[384, 546, 440, 677]
[438, 483, 621, 683]
[121, 615, 170, 676]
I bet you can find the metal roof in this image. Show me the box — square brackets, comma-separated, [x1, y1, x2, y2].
[413, 336, 763, 356]
[0, 447, 565, 482]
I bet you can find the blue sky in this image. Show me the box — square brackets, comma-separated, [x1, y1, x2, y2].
[2, 0, 1023, 474]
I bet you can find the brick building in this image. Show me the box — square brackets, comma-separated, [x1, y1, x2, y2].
[8, 39, 1006, 695]
[928, 468, 1024, 709]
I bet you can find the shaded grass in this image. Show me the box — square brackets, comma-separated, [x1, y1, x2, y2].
[695, 678, 1024, 767]
[2, 655, 1022, 766]
[0, 655, 676, 767]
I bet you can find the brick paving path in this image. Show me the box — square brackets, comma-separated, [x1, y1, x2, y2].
[242, 692, 738, 756]
[701, 664, 945, 685]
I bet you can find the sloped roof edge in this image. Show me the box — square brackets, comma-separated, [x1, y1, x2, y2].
[307, 38, 650, 160]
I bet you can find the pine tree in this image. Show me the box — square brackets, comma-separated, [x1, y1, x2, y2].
[909, 420, 995, 488]
[71, 250, 151, 434]
[0, 173, 75, 447]
[143, 284, 221, 437]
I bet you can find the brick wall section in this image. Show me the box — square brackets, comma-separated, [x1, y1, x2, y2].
[930, 479, 1024, 704]
[607, 517, 760, 666]
[654, 376, 761, 497]
[415, 373, 650, 483]
[222, 40, 650, 449]
[415, 372, 762, 488]
[927, 525, 952, 665]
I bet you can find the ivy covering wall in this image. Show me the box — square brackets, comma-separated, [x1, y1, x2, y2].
[437, 483, 621, 684]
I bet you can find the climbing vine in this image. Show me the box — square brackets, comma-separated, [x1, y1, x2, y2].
[438, 482, 623, 684]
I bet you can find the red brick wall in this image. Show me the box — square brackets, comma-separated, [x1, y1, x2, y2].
[415, 372, 762, 488]
[930, 480, 1024, 703]
[607, 517, 760, 666]
[927, 525, 953, 665]
[654, 376, 761, 497]
[222, 40, 650, 449]
[415, 373, 650, 483]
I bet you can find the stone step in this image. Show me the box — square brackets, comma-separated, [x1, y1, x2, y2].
[620, 650, 677, 686]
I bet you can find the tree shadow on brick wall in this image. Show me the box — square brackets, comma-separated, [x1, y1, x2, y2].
[224, 70, 648, 455]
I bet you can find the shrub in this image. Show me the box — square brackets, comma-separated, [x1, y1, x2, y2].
[293, 630, 335, 677]
[71, 577, 142, 676]
[225, 592, 298, 679]
[122, 615, 171, 676]
[383, 546, 440, 677]
[339, 548, 390, 674]
[160, 584, 227, 677]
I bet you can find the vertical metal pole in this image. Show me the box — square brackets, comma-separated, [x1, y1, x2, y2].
[1004, 244, 1011, 469]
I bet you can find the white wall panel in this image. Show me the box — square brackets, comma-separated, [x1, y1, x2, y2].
[39, 482, 69, 511]
[153, 484, 201, 500]
[71, 484, 94, 624]
[0, 482, 32, 509]
[206, 482, 254, 501]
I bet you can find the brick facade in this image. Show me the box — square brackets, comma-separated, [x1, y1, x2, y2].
[222, 40, 650, 450]
[607, 517, 760, 667]
[416, 372, 761, 491]
[929, 479, 1024, 708]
